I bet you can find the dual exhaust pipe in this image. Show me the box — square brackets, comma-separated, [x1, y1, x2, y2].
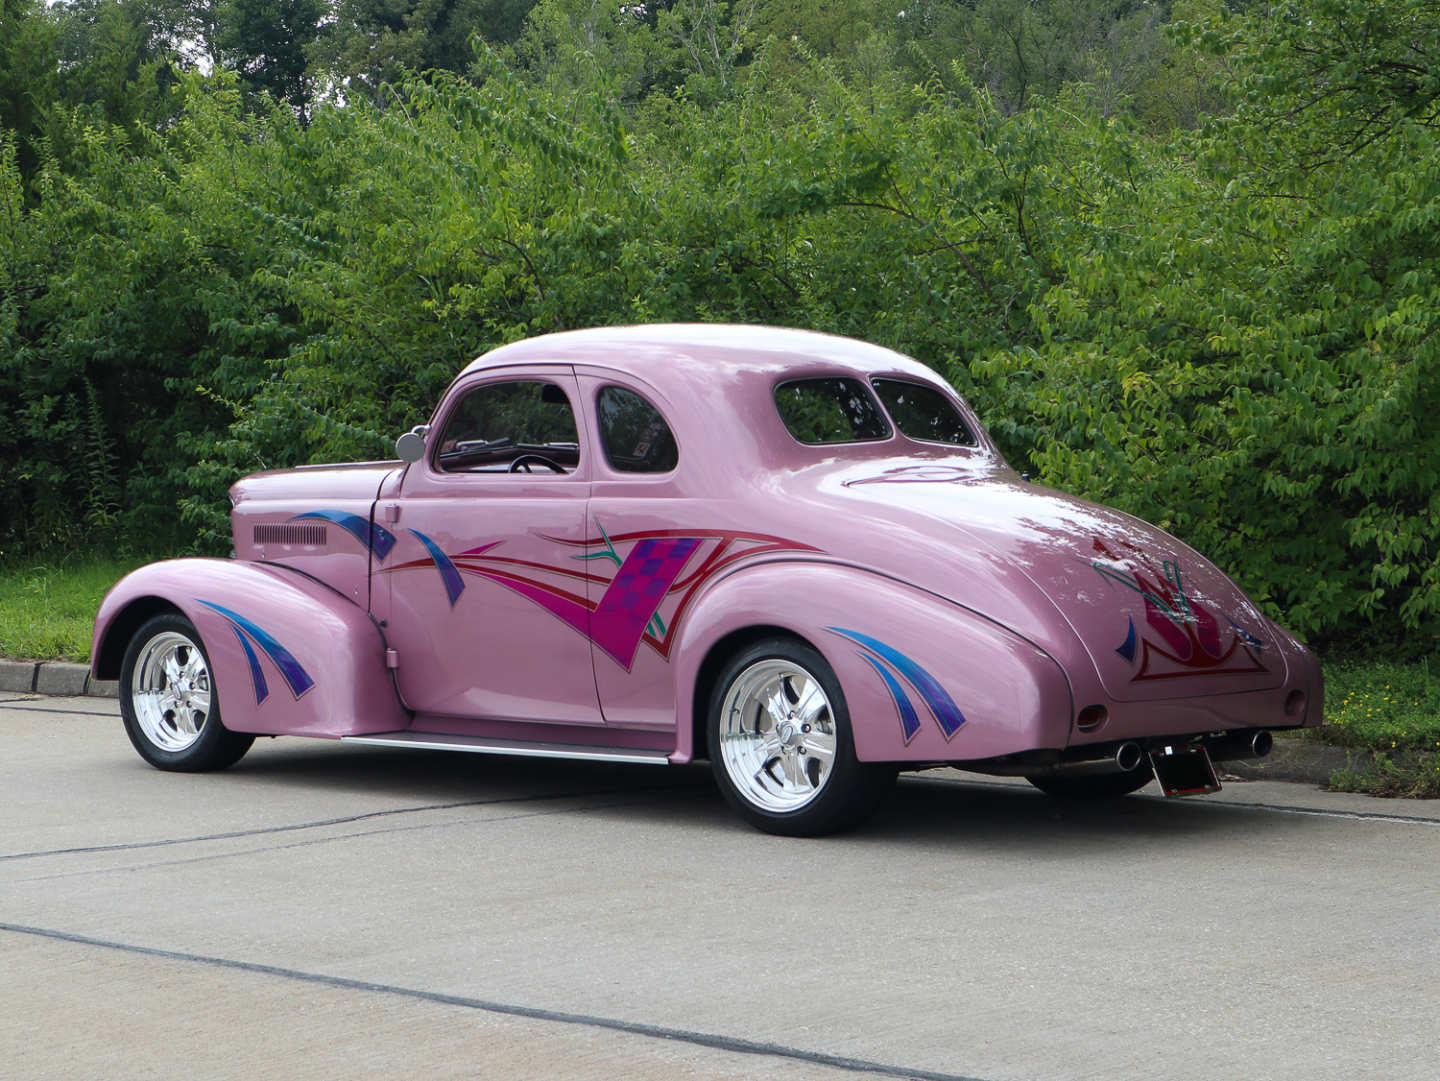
[1051, 730, 1273, 778]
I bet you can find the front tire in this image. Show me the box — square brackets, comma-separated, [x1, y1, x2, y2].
[120, 613, 254, 771]
[708, 637, 892, 836]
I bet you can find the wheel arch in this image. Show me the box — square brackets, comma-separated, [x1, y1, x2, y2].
[93, 596, 183, 681]
[689, 624, 815, 764]
[669, 559, 1074, 766]
[93, 558, 407, 738]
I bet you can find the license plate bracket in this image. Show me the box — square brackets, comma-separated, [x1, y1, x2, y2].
[1148, 744, 1220, 797]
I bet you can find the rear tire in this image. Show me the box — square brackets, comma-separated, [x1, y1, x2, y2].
[120, 613, 254, 771]
[708, 637, 893, 836]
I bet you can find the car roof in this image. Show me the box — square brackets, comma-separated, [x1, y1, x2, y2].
[442, 324, 992, 474]
[456, 324, 943, 389]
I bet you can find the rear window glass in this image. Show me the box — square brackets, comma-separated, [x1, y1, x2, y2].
[774, 378, 891, 445]
[872, 379, 976, 446]
[597, 386, 678, 473]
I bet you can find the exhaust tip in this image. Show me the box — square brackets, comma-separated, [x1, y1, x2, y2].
[1115, 742, 1144, 772]
[1251, 730, 1274, 758]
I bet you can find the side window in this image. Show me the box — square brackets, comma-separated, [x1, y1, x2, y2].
[774, 377, 891, 444]
[597, 385, 678, 473]
[871, 378, 977, 446]
[435, 380, 580, 474]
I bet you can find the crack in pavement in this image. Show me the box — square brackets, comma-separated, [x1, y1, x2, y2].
[0, 921, 989, 1081]
[12, 794, 694, 881]
[1202, 798, 1440, 826]
[1, 698, 117, 718]
[0, 785, 702, 863]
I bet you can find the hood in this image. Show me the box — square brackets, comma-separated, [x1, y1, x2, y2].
[229, 462, 401, 506]
[817, 458, 1282, 702]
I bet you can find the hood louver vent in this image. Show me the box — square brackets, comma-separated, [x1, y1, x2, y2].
[253, 522, 328, 547]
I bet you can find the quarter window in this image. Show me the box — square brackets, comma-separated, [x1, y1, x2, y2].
[435, 380, 580, 473]
[597, 386, 678, 473]
[774, 378, 891, 445]
[871, 378, 977, 446]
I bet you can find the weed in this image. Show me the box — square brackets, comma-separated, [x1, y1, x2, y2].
[1311, 657, 1440, 798]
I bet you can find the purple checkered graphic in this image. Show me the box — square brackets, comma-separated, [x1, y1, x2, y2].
[590, 538, 699, 669]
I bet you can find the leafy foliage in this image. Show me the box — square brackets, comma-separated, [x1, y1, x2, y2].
[2, 0, 1439, 655]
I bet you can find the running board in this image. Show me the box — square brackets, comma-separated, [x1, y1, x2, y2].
[341, 731, 672, 766]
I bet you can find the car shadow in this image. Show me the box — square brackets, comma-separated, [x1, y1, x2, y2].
[226, 738, 713, 803]
[220, 741, 1313, 851]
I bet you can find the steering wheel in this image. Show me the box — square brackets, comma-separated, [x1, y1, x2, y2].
[508, 453, 567, 474]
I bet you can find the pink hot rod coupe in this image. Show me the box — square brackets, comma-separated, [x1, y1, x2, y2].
[93, 325, 1322, 834]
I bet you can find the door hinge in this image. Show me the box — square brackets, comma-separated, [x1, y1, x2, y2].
[382, 503, 401, 523]
[385, 648, 400, 669]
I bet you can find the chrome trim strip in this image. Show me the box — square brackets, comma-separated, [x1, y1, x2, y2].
[341, 732, 671, 765]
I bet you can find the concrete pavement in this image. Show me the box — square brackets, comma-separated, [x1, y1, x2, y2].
[3, 693, 1438, 1081]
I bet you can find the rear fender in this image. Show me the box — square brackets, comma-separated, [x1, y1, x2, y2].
[671, 562, 1073, 764]
[92, 559, 408, 737]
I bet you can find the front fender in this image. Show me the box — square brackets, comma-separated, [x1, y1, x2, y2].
[93, 559, 408, 737]
[670, 561, 1073, 764]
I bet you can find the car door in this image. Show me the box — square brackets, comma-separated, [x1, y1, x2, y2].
[576, 374, 697, 732]
[375, 368, 603, 725]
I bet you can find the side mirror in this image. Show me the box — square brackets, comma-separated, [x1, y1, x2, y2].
[395, 425, 430, 463]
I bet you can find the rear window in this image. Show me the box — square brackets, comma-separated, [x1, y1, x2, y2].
[872, 378, 976, 446]
[774, 378, 891, 445]
[597, 385, 678, 473]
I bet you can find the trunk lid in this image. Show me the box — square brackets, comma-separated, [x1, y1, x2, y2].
[832, 460, 1282, 702]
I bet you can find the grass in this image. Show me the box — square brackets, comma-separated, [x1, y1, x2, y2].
[0, 555, 153, 662]
[1307, 656, 1440, 798]
[3, 553, 1438, 796]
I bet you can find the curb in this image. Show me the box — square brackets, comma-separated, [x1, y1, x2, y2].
[0, 659, 117, 698]
[1218, 733, 1346, 788]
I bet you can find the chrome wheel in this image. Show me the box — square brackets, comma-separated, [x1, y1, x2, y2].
[120, 613, 253, 771]
[128, 630, 213, 752]
[717, 657, 839, 813]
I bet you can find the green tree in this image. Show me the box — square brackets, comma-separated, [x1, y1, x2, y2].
[975, 0, 1440, 642]
[0, 0, 59, 191]
[309, 0, 539, 103]
[213, 0, 325, 113]
[47, 0, 201, 131]
[507, 0, 660, 102]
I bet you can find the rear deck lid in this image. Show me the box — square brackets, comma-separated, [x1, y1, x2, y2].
[834, 464, 1284, 702]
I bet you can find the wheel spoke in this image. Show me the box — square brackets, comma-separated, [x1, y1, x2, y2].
[761, 687, 790, 728]
[790, 678, 827, 726]
[182, 650, 206, 683]
[174, 705, 200, 737]
[802, 740, 835, 766]
[778, 751, 810, 789]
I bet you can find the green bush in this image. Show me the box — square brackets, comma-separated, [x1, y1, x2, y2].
[3, 3, 1439, 654]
